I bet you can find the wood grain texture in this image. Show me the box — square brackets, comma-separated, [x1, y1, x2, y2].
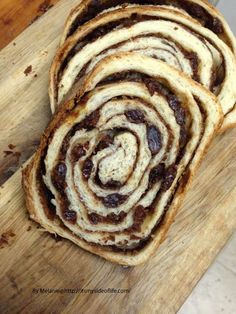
[0, 0, 60, 50]
[0, 0, 235, 312]
[0, 131, 236, 313]
[0, 0, 80, 185]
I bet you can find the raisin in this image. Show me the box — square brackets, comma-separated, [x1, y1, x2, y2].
[162, 165, 177, 191]
[71, 144, 86, 161]
[82, 159, 93, 179]
[149, 163, 165, 186]
[129, 205, 148, 232]
[105, 180, 122, 188]
[63, 210, 77, 224]
[125, 109, 145, 124]
[147, 125, 162, 155]
[167, 95, 185, 126]
[88, 213, 101, 225]
[52, 162, 67, 191]
[106, 211, 126, 223]
[210, 18, 223, 34]
[102, 193, 128, 208]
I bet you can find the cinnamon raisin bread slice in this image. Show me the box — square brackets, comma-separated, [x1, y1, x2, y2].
[23, 53, 223, 265]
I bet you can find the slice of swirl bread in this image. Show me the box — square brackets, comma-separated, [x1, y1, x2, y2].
[49, 5, 236, 132]
[23, 53, 223, 265]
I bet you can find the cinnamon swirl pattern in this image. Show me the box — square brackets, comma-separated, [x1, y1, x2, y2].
[23, 54, 223, 265]
[49, 5, 236, 132]
[60, 0, 236, 54]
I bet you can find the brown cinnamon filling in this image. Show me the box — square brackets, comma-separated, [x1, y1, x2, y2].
[95, 134, 114, 152]
[59, 15, 201, 83]
[65, 0, 223, 39]
[88, 211, 127, 225]
[52, 162, 67, 192]
[70, 143, 88, 162]
[127, 205, 155, 233]
[70, 34, 200, 88]
[149, 163, 165, 187]
[37, 172, 56, 220]
[75, 109, 100, 131]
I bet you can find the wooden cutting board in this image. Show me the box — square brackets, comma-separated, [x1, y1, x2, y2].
[0, 0, 60, 50]
[0, 1, 236, 313]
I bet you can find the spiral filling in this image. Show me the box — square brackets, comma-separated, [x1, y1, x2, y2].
[65, 0, 223, 39]
[39, 66, 207, 251]
[55, 11, 225, 111]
